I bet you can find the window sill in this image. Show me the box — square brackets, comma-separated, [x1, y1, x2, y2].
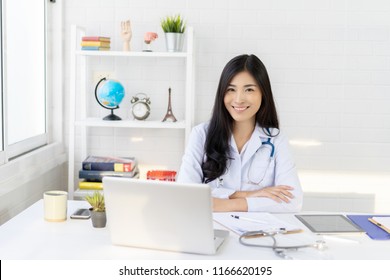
[0, 142, 67, 195]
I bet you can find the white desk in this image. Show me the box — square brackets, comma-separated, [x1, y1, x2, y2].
[0, 200, 389, 260]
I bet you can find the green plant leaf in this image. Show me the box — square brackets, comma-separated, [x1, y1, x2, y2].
[161, 14, 186, 33]
[85, 191, 105, 212]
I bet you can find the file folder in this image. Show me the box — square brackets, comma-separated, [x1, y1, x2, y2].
[347, 215, 390, 240]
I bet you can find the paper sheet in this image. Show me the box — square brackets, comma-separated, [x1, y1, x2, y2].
[213, 212, 301, 235]
[371, 216, 390, 233]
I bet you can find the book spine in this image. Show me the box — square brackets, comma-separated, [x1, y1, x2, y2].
[78, 181, 103, 190]
[82, 36, 111, 42]
[81, 46, 110, 51]
[82, 162, 134, 172]
[79, 170, 138, 181]
[81, 41, 110, 47]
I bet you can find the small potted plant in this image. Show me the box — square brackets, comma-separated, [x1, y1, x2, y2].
[85, 191, 106, 228]
[161, 14, 186, 52]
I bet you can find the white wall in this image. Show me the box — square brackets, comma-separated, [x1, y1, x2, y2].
[63, 0, 390, 211]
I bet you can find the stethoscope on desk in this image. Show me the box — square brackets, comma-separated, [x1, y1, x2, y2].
[239, 229, 327, 259]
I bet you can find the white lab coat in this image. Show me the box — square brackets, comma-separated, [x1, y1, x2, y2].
[177, 122, 303, 213]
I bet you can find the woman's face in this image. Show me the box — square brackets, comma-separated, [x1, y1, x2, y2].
[223, 71, 262, 125]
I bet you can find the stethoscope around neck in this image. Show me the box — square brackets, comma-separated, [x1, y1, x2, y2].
[260, 127, 275, 158]
[217, 128, 276, 188]
[246, 128, 275, 186]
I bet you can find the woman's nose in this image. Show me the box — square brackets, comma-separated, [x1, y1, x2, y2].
[234, 91, 245, 102]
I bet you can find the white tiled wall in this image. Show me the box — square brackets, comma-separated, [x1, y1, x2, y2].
[63, 0, 390, 177]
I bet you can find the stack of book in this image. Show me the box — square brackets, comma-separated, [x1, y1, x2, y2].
[81, 36, 111, 51]
[78, 156, 139, 190]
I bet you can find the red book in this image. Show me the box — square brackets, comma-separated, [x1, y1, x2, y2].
[82, 36, 111, 42]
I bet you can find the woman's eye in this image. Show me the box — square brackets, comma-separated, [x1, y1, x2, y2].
[246, 88, 255, 92]
[226, 88, 235, 92]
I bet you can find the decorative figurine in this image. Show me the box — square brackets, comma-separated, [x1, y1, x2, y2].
[162, 87, 177, 122]
[120, 20, 132, 51]
[143, 32, 158, 52]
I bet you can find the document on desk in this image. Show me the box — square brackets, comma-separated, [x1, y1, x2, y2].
[369, 217, 390, 234]
[213, 212, 302, 235]
[347, 215, 390, 240]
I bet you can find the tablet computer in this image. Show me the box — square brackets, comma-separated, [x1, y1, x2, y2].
[295, 214, 365, 234]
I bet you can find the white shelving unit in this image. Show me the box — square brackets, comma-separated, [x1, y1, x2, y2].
[68, 25, 195, 199]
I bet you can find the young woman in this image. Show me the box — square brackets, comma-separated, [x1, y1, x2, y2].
[177, 54, 302, 212]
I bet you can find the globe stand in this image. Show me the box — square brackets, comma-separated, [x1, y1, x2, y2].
[103, 109, 121, 121]
[95, 77, 125, 121]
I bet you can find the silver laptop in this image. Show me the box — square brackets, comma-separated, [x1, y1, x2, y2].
[103, 177, 229, 255]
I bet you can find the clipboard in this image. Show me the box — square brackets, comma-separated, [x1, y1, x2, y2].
[368, 217, 390, 234]
[213, 212, 302, 236]
[347, 215, 390, 240]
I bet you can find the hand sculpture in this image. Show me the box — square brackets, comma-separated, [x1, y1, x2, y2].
[121, 20, 132, 51]
[144, 32, 158, 52]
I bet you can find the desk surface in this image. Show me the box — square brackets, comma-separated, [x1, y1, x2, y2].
[0, 200, 389, 260]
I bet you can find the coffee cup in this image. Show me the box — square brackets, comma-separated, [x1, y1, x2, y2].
[44, 190, 68, 222]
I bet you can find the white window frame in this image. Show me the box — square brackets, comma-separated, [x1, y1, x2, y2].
[0, 0, 48, 164]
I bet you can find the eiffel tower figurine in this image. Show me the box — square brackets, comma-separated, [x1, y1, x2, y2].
[162, 87, 177, 122]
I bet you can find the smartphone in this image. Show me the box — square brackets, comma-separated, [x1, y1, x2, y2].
[70, 208, 91, 219]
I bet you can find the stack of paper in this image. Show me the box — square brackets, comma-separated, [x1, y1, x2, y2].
[213, 212, 302, 235]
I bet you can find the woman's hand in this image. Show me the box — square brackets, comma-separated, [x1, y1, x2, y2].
[230, 185, 294, 203]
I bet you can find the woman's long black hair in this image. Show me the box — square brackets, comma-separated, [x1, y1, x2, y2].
[202, 54, 279, 183]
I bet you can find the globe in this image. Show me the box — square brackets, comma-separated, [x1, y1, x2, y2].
[94, 78, 125, 120]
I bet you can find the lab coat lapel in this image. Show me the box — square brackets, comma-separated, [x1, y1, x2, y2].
[241, 127, 264, 167]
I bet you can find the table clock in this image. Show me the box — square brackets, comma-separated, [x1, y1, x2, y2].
[130, 93, 151, 120]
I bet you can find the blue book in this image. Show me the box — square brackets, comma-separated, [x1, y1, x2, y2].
[81, 46, 110, 51]
[82, 156, 137, 172]
[347, 215, 390, 240]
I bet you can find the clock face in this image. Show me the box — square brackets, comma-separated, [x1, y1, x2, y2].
[132, 102, 150, 120]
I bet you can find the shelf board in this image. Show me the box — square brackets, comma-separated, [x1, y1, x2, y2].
[74, 118, 186, 129]
[75, 50, 189, 58]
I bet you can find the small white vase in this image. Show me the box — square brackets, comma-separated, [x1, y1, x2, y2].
[164, 33, 184, 52]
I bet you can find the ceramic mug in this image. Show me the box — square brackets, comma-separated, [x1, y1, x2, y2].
[44, 190, 68, 222]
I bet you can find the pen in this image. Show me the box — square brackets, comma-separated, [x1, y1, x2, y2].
[231, 215, 267, 224]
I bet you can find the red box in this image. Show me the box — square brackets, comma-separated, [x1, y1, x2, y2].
[146, 170, 177, 181]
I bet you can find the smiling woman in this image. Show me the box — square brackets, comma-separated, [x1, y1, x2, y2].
[177, 54, 303, 213]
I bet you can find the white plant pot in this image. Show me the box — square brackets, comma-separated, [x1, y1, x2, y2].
[164, 32, 184, 52]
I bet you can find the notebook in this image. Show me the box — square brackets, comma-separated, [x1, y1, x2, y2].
[103, 177, 229, 255]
